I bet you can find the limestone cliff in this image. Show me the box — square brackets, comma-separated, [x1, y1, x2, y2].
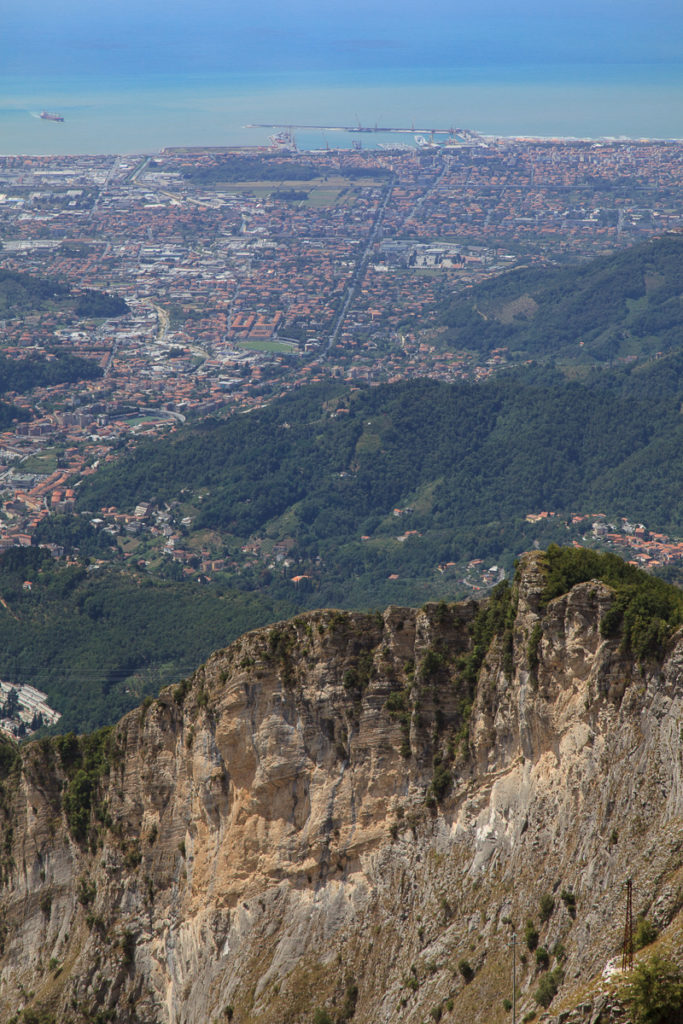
[1, 552, 682, 1024]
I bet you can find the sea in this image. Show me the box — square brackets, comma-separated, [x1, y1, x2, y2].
[1, 62, 682, 157]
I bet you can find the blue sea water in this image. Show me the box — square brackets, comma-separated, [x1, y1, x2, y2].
[1, 1, 682, 154]
[2, 65, 682, 156]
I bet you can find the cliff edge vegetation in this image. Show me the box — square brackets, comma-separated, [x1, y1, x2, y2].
[0, 550, 682, 1024]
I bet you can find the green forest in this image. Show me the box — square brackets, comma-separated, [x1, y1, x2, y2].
[3, 537, 681, 737]
[541, 545, 683, 661]
[0, 401, 29, 428]
[433, 233, 683, 363]
[74, 289, 129, 318]
[4, 232, 682, 736]
[0, 352, 103, 394]
[181, 155, 391, 185]
[0, 546, 298, 733]
[181, 157, 319, 184]
[0, 269, 70, 315]
[0, 268, 129, 320]
[78, 351, 683, 579]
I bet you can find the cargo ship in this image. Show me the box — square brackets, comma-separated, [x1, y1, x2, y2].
[40, 111, 64, 122]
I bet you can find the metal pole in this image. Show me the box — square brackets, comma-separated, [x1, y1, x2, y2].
[512, 931, 516, 1024]
[622, 878, 634, 972]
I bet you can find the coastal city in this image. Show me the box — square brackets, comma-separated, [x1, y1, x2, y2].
[1, 136, 683, 591]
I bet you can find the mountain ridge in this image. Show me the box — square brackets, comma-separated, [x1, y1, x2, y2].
[1, 550, 683, 1023]
[435, 231, 683, 362]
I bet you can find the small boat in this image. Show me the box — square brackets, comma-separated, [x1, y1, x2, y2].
[40, 111, 65, 122]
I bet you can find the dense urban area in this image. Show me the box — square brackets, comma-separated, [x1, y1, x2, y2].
[1, 136, 683, 736]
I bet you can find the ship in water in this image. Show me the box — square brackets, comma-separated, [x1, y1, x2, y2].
[40, 111, 64, 122]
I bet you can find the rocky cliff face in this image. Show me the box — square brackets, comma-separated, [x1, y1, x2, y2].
[1, 552, 683, 1024]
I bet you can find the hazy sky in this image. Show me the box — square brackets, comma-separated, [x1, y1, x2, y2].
[3, 0, 682, 77]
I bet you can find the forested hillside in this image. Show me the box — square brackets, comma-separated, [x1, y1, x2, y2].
[435, 232, 683, 361]
[78, 353, 683, 576]
[0, 268, 129, 319]
[0, 547, 297, 732]
[8, 235, 683, 735]
[0, 352, 102, 394]
[0, 400, 29, 428]
[0, 269, 125, 395]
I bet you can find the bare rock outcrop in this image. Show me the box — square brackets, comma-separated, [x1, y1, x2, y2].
[0, 552, 682, 1024]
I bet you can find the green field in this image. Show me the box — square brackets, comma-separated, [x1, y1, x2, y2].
[237, 339, 299, 353]
[19, 449, 60, 474]
[202, 175, 378, 208]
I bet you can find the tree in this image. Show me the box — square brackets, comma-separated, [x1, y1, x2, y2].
[525, 919, 539, 952]
[2, 686, 19, 719]
[624, 955, 683, 1024]
[534, 966, 563, 1008]
[539, 893, 555, 923]
[633, 917, 658, 951]
[458, 959, 474, 983]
